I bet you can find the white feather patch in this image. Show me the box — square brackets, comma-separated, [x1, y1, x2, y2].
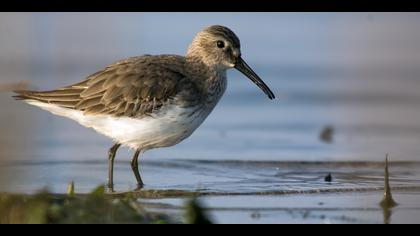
[25, 100, 208, 150]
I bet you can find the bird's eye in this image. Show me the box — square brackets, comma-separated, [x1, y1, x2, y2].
[216, 40, 225, 48]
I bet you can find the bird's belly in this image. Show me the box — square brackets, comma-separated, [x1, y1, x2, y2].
[87, 104, 210, 150]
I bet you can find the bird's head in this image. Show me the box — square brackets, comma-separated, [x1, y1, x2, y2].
[187, 25, 275, 100]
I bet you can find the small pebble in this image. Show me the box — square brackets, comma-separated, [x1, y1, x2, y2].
[320, 126, 334, 143]
[251, 212, 261, 219]
[324, 173, 333, 182]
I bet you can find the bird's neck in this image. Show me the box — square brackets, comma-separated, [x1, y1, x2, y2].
[184, 56, 227, 102]
[185, 55, 227, 82]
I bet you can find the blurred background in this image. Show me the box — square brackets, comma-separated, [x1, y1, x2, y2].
[1, 13, 420, 193]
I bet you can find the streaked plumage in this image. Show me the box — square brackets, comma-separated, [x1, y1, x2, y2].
[15, 55, 198, 118]
[13, 25, 274, 191]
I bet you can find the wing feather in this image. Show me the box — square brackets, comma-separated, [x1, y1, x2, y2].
[14, 55, 201, 118]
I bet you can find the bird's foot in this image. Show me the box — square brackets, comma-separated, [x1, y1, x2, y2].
[107, 183, 115, 193]
[134, 183, 144, 191]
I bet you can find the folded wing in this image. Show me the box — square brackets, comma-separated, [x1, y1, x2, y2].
[14, 56, 194, 118]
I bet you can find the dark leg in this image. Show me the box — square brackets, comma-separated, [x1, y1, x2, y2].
[108, 143, 121, 192]
[131, 149, 144, 190]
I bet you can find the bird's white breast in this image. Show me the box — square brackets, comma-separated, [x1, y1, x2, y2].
[101, 104, 211, 150]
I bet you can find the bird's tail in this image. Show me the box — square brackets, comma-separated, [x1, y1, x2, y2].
[13, 90, 37, 100]
[13, 88, 83, 109]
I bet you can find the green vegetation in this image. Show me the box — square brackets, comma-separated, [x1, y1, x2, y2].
[184, 198, 212, 224]
[0, 185, 171, 224]
[0, 182, 213, 224]
[380, 155, 397, 208]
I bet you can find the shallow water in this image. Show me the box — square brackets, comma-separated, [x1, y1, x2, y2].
[2, 158, 420, 223]
[1, 13, 420, 223]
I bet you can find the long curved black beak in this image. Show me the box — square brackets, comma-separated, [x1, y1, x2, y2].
[234, 57, 275, 100]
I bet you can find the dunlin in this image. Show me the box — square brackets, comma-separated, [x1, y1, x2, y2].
[14, 25, 275, 191]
